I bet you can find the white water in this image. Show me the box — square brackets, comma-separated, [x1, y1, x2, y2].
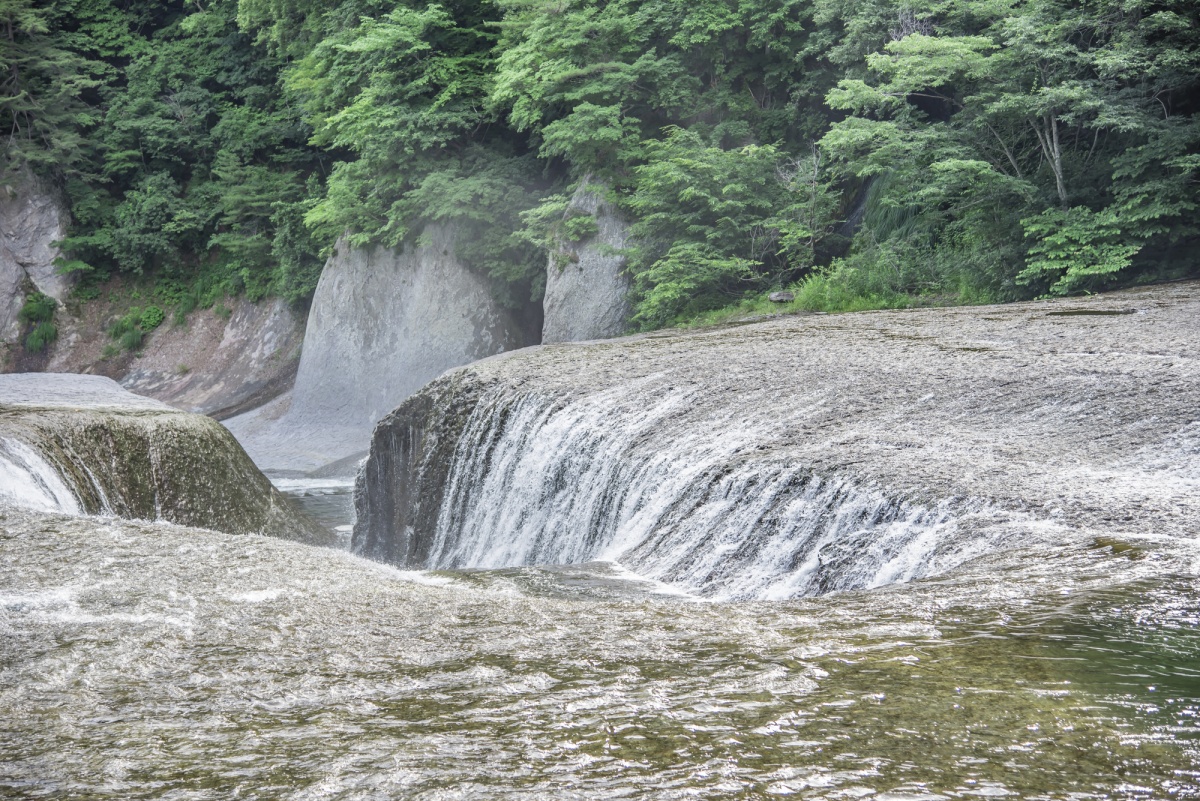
[4, 507, 1199, 799]
[423, 383, 1045, 600]
[0, 437, 81, 514]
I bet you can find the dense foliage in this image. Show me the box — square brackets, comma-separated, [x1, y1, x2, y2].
[2, 0, 1196, 326]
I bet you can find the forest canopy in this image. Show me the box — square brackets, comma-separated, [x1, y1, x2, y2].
[2, 0, 1196, 326]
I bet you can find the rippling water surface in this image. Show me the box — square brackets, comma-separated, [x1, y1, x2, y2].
[2, 511, 1199, 799]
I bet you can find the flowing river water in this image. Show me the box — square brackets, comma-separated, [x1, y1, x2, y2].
[2, 504, 1199, 799]
[3, 289, 1199, 798]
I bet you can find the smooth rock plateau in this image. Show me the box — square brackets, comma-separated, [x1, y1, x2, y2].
[541, 180, 633, 343]
[226, 225, 531, 473]
[0, 373, 329, 544]
[356, 282, 1199, 599]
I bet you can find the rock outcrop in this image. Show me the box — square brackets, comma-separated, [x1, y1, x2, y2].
[37, 294, 305, 419]
[226, 225, 532, 473]
[541, 180, 633, 343]
[118, 297, 303, 418]
[355, 282, 1200, 599]
[0, 170, 73, 345]
[0, 373, 330, 544]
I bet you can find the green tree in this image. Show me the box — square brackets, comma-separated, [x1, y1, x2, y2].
[821, 0, 1200, 297]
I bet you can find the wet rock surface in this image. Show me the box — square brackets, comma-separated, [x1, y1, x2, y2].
[357, 282, 1200, 598]
[0, 373, 329, 544]
[226, 225, 532, 473]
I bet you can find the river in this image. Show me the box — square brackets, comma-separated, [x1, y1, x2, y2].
[2, 505, 1198, 799]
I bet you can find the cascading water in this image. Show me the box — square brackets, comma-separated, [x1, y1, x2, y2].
[5, 286, 1200, 798]
[356, 284, 1199, 601]
[0, 436, 81, 515]
[413, 382, 1043, 600]
[0, 373, 332, 542]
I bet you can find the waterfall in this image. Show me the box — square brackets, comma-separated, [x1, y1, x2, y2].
[388, 379, 1029, 600]
[0, 374, 332, 543]
[0, 437, 81, 515]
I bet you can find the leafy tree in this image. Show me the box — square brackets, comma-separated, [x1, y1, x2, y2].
[626, 128, 839, 326]
[821, 0, 1199, 297]
[4, 0, 1197, 327]
[0, 0, 106, 173]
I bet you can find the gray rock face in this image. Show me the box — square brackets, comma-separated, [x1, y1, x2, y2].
[0, 373, 330, 544]
[541, 181, 632, 343]
[112, 297, 304, 418]
[226, 225, 529, 472]
[356, 282, 1200, 599]
[0, 170, 73, 344]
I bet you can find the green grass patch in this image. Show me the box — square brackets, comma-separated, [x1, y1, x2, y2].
[18, 293, 59, 352]
[107, 305, 164, 353]
[25, 321, 58, 353]
[670, 269, 997, 330]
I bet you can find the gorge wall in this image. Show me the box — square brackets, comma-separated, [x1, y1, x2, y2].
[541, 180, 632, 343]
[0, 373, 329, 544]
[0, 171, 73, 346]
[0, 168, 305, 418]
[225, 225, 535, 473]
[36, 294, 306, 419]
[355, 282, 1200, 600]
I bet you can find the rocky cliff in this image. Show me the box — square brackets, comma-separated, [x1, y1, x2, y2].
[32, 293, 305, 418]
[0, 172, 303, 418]
[355, 282, 1200, 599]
[0, 373, 329, 544]
[541, 180, 632, 343]
[226, 225, 533, 473]
[0, 171, 73, 346]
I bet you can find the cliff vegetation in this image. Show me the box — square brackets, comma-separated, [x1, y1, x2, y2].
[2, 0, 1196, 328]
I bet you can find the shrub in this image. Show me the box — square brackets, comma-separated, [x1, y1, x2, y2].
[139, 305, 165, 330]
[25, 321, 58, 353]
[18, 293, 59, 353]
[108, 311, 145, 352]
[18, 292, 56, 325]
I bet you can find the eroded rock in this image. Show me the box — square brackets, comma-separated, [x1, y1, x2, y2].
[0, 373, 330, 544]
[356, 282, 1200, 599]
[226, 224, 532, 472]
[541, 180, 632, 343]
[0, 170, 73, 345]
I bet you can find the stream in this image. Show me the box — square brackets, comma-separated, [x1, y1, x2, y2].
[2, 505, 1198, 799]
